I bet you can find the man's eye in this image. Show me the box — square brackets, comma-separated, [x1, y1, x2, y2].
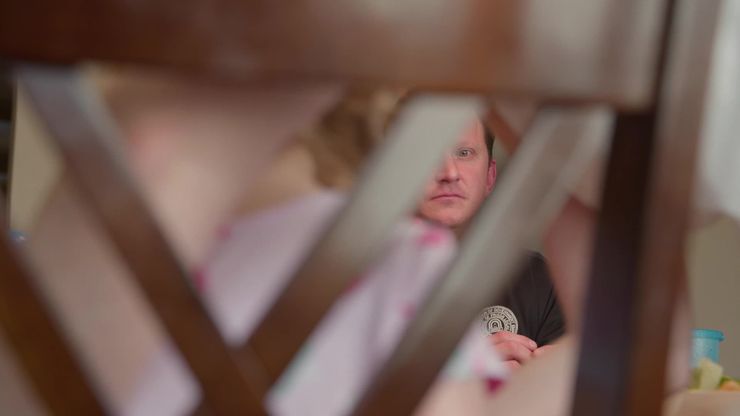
[455, 148, 474, 158]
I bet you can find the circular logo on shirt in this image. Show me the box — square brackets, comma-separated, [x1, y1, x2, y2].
[480, 305, 519, 335]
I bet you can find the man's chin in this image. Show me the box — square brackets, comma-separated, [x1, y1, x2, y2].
[417, 213, 464, 229]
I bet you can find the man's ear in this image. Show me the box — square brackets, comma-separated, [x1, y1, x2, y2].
[486, 159, 497, 194]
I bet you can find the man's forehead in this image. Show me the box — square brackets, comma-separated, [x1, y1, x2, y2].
[456, 120, 485, 147]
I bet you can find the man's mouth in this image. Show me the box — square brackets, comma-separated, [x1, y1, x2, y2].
[431, 193, 464, 200]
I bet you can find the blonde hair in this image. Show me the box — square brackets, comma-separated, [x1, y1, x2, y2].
[300, 87, 406, 189]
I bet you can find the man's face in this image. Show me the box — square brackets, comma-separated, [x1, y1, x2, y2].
[417, 121, 496, 231]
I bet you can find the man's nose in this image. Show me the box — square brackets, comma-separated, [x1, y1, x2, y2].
[435, 156, 460, 183]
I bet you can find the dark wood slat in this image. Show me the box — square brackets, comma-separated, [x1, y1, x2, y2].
[624, 0, 720, 413]
[570, 112, 660, 416]
[0, 204, 107, 415]
[19, 66, 268, 415]
[246, 96, 482, 384]
[0, 0, 664, 106]
[352, 107, 612, 416]
[570, 1, 673, 411]
[571, 0, 719, 414]
[0, 71, 12, 119]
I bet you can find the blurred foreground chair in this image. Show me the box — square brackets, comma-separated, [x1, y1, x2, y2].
[0, 0, 724, 414]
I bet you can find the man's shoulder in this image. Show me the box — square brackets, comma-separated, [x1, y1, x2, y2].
[498, 251, 555, 313]
[520, 251, 553, 288]
[525, 250, 547, 267]
[486, 251, 563, 343]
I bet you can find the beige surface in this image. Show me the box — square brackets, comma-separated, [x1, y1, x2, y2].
[688, 216, 740, 377]
[415, 337, 577, 416]
[8, 87, 62, 232]
[665, 391, 740, 416]
[25, 180, 166, 412]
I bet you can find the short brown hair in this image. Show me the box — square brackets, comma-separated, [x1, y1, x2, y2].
[483, 124, 495, 160]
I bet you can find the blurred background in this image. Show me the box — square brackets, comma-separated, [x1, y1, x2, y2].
[6, 76, 740, 377]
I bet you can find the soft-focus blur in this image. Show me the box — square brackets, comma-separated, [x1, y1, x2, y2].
[2, 2, 740, 412]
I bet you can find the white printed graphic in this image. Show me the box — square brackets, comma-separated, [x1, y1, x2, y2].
[480, 305, 519, 335]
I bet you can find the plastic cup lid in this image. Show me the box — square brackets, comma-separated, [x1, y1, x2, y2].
[693, 328, 725, 341]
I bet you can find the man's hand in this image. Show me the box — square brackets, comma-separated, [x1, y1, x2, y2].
[489, 331, 538, 370]
[490, 332, 558, 370]
[532, 344, 555, 358]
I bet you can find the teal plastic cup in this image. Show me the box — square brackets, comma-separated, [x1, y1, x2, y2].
[692, 328, 724, 367]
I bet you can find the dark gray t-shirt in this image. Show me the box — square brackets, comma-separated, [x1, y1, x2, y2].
[480, 252, 565, 346]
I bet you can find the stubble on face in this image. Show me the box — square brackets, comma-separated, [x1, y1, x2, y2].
[417, 122, 495, 234]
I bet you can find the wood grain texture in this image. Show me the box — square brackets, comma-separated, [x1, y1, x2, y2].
[624, 0, 720, 413]
[0, 205, 107, 415]
[0, 0, 664, 106]
[571, 112, 660, 416]
[571, 0, 720, 414]
[20, 67, 268, 415]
